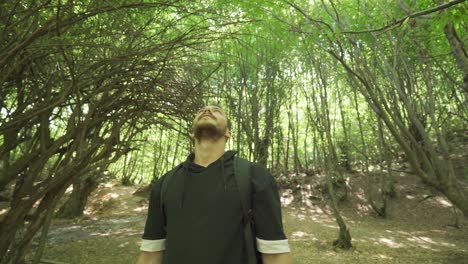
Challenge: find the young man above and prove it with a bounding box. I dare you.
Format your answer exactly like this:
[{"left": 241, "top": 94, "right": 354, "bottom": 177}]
[{"left": 136, "top": 105, "right": 292, "bottom": 264}]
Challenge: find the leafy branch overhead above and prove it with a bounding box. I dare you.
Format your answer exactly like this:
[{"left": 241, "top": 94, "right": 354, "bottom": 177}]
[{"left": 0, "top": 0, "right": 466, "bottom": 263}]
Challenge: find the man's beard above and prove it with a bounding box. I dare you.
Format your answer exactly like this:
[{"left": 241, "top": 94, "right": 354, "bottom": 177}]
[{"left": 193, "top": 122, "right": 226, "bottom": 141}]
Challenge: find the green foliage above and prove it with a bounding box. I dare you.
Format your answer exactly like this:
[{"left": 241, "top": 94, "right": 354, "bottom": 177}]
[
  {"left": 107, "top": 0, "right": 467, "bottom": 184},
  {"left": 1, "top": 1, "right": 467, "bottom": 261}
]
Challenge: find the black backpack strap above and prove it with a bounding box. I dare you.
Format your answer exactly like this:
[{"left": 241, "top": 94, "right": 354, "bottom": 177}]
[
  {"left": 235, "top": 157, "right": 257, "bottom": 264},
  {"left": 160, "top": 163, "right": 184, "bottom": 228}
]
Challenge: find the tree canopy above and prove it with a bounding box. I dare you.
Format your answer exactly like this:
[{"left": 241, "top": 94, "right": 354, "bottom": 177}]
[{"left": 0, "top": 0, "right": 466, "bottom": 263}]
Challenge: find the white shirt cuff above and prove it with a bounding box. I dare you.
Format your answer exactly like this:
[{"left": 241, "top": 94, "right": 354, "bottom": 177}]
[
  {"left": 140, "top": 239, "right": 166, "bottom": 252},
  {"left": 256, "top": 238, "right": 290, "bottom": 254}
]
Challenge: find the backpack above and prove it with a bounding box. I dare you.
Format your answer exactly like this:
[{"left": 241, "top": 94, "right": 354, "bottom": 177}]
[{"left": 159, "top": 156, "right": 260, "bottom": 264}]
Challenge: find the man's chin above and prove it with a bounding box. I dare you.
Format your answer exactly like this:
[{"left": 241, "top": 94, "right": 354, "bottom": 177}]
[{"left": 193, "top": 125, "right": 224, "bottom": 141}]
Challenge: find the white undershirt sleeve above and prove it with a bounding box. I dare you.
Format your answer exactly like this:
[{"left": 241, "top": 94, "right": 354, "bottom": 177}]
[
  {"left": 140, "top": 239, "right": 166, "bottom": 252},
  {"left": 256, "top": 238, "right": 290, "bottom": 254}
]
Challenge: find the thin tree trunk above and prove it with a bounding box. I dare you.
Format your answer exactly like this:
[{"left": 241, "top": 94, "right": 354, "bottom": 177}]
[
  {"left": 32, "top": 193, "right": 60, "bottom": 264},
  {"left": 284, "top": 118, "right": 291, "bottom": 175},
  {"left": 336, "top": 83, "right": 351, "bottom": 171},
  {"left": 443, "top": 20, "right": 468, "bottom": 94},
  {"left": 304, "top": 117, "right": 310, "bottom": 174},
  {"left": 306, "top": 54, "right": 352, "bottom": 248},
  {"left": 320, "top": 129, "right": 352, "bottom": 249}
]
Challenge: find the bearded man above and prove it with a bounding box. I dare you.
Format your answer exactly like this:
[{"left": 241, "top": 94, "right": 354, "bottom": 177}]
[{"left": 136, "top": 105, "right": 292, "bottom": 264}]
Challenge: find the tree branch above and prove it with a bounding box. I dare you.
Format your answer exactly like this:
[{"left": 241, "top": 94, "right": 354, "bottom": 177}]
[{"left": 342, "top": 0, "right": 466, "bottom": 34}]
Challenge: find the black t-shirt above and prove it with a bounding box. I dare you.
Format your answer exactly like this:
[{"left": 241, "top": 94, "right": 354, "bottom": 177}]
[{"left": 141, "top": 151, "right": 288, "bottom": 264}]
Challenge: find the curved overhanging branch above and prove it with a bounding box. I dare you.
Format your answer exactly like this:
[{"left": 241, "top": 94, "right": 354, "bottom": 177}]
[{"left": 342, "top": 0, "right": 465, "bottom": 34}]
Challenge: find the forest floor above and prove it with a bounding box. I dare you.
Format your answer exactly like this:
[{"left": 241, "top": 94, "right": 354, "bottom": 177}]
[{"left": 27, "top": 164, "right": 468, "bottom": 264}]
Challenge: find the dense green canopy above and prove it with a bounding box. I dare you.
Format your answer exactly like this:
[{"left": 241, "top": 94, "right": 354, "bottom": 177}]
[{"left": 0, "top": 0, "right": 466, "bottom": 263}]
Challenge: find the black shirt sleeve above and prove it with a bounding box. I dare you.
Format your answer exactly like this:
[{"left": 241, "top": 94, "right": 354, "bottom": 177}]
[
  {"left": 251, "top": 164, "right": 287, "bottom": 241},
  {"left": 142, "top": 175, "right": 167, "bottom": 240}
]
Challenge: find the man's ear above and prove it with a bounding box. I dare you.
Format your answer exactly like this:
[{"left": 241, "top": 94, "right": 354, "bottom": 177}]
[{"left": 224, "top": 129, "right": 232, "bottom": 139}]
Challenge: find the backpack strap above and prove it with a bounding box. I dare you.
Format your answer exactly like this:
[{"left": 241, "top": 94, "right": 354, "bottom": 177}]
[
  {"left": 160, "top": 163, "right": 184, "bottom": 228},
  {"left": 235, "top": 157, "right": 258, "bottom": 264}
]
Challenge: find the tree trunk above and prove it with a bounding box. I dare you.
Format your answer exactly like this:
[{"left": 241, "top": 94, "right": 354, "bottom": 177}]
[
  {"left": 284, "top": 120, "right": 291, "bottom": 175},
  {"left": 303, "top": 117, "right": 310, "bottom": 174},
  {"left": 378, "top": 119, "right": 396, "bottom": 200},
  {"left": 328, "top": 172, "right": 353, "bottom": 249},
  {"left": 443, "top": 20, "right": 468, "bottom": 94},
  {"left": 306, "top": 52, "right": 353, "bottom": 248},
  {"left": 288, "top": 108, "right": 299, "bottom": 174},
  {"left": 56, "top": 176, "right": 98, "bottom": 219},
  {"left": 336, "top": 77, "right": 351, "bottom": 171},
  {"left": 323, "top": 138, "right": 352, "bottom": 249}
]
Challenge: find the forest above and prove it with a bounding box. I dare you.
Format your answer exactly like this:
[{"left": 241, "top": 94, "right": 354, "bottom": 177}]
[{"left": 0, "top": 0, "right": 467, "bottom": 263}]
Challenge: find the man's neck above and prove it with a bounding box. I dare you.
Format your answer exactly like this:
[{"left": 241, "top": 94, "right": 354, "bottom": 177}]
[{"left": 193, "top": 138, "right": 226, "bottom": 167}]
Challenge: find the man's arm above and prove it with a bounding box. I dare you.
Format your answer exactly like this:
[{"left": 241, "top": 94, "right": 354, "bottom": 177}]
[
  {"left": 138, "top": 176, "right": 167, "bottom": 264},
  {"left": 135, "top": 251, "right": 164, "bottom": 264},
  {"left": 252, "top": 166, "right": 292, "bottom": 264},
  {"left": 262, "top": 252, "right": 293, "bottom": 264}
]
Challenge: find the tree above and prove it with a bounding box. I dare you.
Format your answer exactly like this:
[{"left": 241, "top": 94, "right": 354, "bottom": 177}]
[
  {"left": 285, "top": 0, "right": 468, "bottom": 217},
  {"left": 0, "top": 1, "right": 237, "bottom": 262}
]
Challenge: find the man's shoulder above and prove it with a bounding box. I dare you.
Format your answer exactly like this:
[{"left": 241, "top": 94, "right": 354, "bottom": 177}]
[
  {"left": 160, "top": 162, "right": 186, "bottom": 179},
  {"left": 150, "top": 163, "right": 185, "bottom": 190},
  {"left": 234, "top": 158, "right": 276, "bottom": 192},
  {"left": 235, "top": 157, "right": 265, "bottom": 170},
  {"left": 234, "top": 157, "right": 270, "bottom": 175},
  {"left": 166, "top": 163, "right": 185, "bottom": 176}
]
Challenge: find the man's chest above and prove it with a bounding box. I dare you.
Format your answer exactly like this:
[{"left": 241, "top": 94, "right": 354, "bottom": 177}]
[{"left": 163, "top": 171, "right": 242, "bottom": 220}]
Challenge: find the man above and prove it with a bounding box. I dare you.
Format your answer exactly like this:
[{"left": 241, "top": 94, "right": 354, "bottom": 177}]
[{"left": 136, "top": 105, "right": 292, "bottom": 264}]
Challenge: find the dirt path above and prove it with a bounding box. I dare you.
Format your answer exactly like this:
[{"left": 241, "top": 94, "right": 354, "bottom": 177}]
[{"left": 29, "top": 182, "right": 468, "bottom": 264}]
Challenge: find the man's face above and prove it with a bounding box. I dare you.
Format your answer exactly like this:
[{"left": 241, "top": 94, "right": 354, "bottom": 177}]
[{"left": 192, "top": 105, "right": 231, "bottom": 141}]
